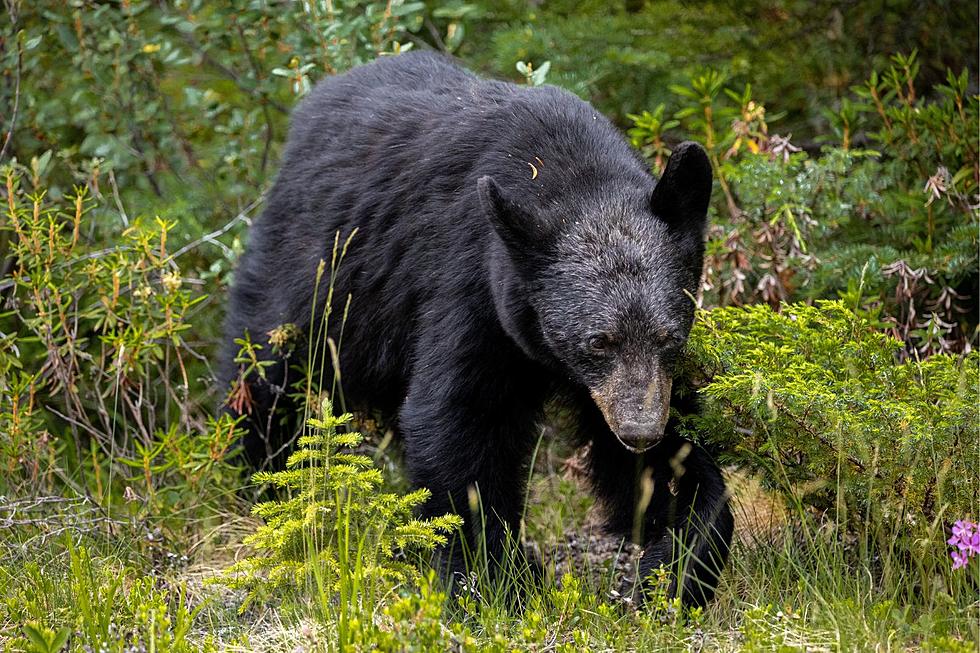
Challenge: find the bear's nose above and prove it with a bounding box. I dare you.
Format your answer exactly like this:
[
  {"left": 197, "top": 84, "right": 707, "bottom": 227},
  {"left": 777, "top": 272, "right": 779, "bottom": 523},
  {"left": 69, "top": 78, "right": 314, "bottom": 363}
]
[{"left": 615, "top": 420, "right": 666, "bottom": 452}]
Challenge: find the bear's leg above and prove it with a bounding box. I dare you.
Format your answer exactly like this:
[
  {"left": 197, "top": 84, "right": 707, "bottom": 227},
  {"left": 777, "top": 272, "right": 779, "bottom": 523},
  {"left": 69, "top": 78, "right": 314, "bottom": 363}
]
[
  {"left": 399, "top": 356, "right": 545, "bottom": 593},
  {"left": 588, "top": 432, "right": 733, "bottom": 607}
]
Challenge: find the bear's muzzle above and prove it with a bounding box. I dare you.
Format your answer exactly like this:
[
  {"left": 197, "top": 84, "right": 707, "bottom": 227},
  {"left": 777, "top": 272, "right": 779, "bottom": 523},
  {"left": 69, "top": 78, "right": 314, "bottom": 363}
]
[{"left": 590, "top": 362, "right": 672, "bottom": 453}]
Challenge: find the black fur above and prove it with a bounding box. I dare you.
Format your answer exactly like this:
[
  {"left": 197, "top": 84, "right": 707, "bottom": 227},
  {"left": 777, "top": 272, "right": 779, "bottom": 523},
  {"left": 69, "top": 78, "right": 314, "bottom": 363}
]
[{"left": 219, "top": 52, "right": 732, "bottom": 606}]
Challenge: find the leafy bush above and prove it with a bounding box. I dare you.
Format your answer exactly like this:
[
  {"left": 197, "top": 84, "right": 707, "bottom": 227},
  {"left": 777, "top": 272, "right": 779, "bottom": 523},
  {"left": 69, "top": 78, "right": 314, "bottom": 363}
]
[
  {"left": 628, "top": 53, "right": 978, "bottom": 357},
  {"left": 686, "top": 301, "right": 978, "bottom": 533},
  {"left": 0, "top": 164, "right": 239, "bottom": 534},
  {"left": 348, "top": 574, "right": 476, "bottom": 651},
  {"left": 5, "top": 1, "right": 424, "bottom": 200},
  {"left": 449, "top": 1, "right": 977, "bottom": 134}
]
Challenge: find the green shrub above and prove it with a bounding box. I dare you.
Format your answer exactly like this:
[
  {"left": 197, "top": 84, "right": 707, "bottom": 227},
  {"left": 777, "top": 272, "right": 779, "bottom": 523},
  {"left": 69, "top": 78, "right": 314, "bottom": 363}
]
[
  {"left": 628, "top": 55, "right": 978, "bottom": 357},
  {"left": 449, "top": 1, "right": 977, "bottom": 135},
  {"left": 0, "top": 165, "right": 239, "bottom": 534},
  {"left": 5, "top": 1, "right": 424, "bottom": 205},
  {"left": 347, "top": 573, "right": 476, "bottom": 651},
  {"left": 686, "top": 300, "right": 978, "bottom": 532}
]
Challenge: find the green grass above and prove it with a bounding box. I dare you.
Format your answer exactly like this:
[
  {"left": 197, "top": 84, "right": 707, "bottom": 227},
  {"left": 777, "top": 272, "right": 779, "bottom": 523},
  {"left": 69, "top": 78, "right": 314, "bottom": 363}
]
[{"left": 3, "top": 434, "right": 977, "bottom": 653}]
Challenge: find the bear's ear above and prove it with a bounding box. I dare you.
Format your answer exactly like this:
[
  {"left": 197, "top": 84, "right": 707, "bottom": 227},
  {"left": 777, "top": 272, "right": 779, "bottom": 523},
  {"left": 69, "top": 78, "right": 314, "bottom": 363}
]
[
  {"left": 478, "top": 175, "right": 551, "bottom": 254},
  {"left": 650, "top": 141, "right": 712, "bottom": 230}
]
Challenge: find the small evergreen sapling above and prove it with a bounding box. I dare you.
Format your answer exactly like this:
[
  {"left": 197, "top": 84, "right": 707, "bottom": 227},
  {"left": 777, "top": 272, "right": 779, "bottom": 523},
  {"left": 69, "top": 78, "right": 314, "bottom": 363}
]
[{"left": 222, "top": 400, "right": 462, "bottom": 614}]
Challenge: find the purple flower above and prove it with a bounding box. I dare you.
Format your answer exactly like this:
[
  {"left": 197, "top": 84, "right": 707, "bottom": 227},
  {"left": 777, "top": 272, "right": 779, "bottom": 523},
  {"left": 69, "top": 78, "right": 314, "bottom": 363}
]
[
  {"left": 969, "top": 532, "right": 980, "bottom": 556},
  {"left": 952, "top": 520, "right": 975, "bottom": 539},
  {"left": 951, "top": 550, "right": 968, "bottom": 570},
  {"left": 948, "top": 520, "right": 978, "bottom": 570}
]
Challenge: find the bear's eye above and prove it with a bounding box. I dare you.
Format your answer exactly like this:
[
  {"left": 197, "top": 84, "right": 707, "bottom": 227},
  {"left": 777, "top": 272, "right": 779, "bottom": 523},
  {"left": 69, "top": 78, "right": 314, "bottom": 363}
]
[{"left": 587, "top": 333, "right": 616, "bottom": 352}]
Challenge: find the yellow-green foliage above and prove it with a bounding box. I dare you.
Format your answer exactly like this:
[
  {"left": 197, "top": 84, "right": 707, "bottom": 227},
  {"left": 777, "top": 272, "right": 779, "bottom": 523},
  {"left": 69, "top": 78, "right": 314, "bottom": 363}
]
[
  {"left": 222, "top": 401, "right": 462, "bottom": 614},
  {"left": 4, "top": 545, "right": 205, "bottom": 653},
  {"left": 0, "top": 165, "right": 240, "bottom": 533},
  {"left": 687, "top": 301, "right": 979, "bottom": 529},
  {"left": 344, "top": 572, "right": 476, "bottom": 651}
]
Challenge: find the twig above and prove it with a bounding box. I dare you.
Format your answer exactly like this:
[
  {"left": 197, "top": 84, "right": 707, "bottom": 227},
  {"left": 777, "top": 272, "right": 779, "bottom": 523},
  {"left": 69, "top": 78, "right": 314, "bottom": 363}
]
[
  {"left": 0, "top": 495, "right": 128, "bottom": 547},
  {"left": 0, "top": 245, "right": 125, "bottom": 293},
  {"left": 0, "top": 194, "right": 263, "bottom": 292},
  {"left": 44, "top": 404, "right": 107, "bottom": 444},
  {"left": 423, "top": 16, "right": 448, "bottom": 52},
  {"left": 130, "top": 132, "right": 163, "bottom": 198},
  {"left": 170, "top": 195, "right": 263, "bottom": 259},
  {"left": 234, "top": 22, "right": 276, "bottom": 174},
  {"left": 108, "top": 169, "right": 130, "bottom": 226},
  {"left": 0, "top": 29, "right": 22, "bottom": 163},
  {"left": 176, "top": 31, "right": 288, "bottom": 115}
]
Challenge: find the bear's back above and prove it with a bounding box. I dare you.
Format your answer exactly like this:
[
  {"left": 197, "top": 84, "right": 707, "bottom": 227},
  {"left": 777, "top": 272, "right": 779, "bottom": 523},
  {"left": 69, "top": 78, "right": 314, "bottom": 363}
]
[
  {"left": 319, "top": 51, "right": 478, "bottom": 95},
  {"left": 280, "top": 52, "right": 626, "bottom": 178}
]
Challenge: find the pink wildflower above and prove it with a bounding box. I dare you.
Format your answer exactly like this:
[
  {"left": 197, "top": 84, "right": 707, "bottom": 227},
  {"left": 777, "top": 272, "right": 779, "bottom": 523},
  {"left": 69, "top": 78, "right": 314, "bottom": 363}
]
[{"left": 948, "top": 520, "right": 978, "bottom": 570}]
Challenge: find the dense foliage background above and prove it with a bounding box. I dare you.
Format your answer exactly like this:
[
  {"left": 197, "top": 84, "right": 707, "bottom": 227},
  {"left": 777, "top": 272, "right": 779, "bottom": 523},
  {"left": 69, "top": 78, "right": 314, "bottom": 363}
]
[{"left": 0, "top": 1, "right": 977, "bottom": 651}]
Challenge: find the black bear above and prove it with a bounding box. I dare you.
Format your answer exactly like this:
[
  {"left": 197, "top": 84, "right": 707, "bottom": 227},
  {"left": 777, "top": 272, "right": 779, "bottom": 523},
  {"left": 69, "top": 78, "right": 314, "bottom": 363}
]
[{"left": 220, "top": 51, "right": 733, "bottom": 606}]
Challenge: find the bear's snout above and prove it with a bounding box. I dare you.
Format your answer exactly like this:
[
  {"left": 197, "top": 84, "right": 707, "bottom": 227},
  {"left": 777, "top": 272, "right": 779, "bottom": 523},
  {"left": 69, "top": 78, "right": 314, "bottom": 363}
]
[{"left": 590, "top": 364, "right": 672, "bottom": 453}]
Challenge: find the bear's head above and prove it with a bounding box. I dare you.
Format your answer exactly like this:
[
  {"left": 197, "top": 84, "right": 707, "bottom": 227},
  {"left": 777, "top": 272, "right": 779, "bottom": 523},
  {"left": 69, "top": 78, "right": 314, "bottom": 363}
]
[{"left": 479, "top": 142, "right": 712, "bottom": 452}]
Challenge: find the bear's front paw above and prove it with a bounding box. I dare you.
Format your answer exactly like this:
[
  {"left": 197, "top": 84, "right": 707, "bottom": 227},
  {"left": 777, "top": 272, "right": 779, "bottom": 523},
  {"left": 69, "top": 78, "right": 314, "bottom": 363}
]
[
  {"left": 630, "top": 529, "right": 727, "bottom": 608},
  {"left": 616, "top": 538, "right": 678, "bottom": 607},
  {"left": 438, "top": 540, "right": 545, "bottom": 606}
]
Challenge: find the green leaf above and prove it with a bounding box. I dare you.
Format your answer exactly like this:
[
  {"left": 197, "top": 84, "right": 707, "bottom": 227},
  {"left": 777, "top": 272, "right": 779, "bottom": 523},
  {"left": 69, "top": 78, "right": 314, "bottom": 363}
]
[{"left": 22, "top": 624, "right": 49, "bottom": 653}]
